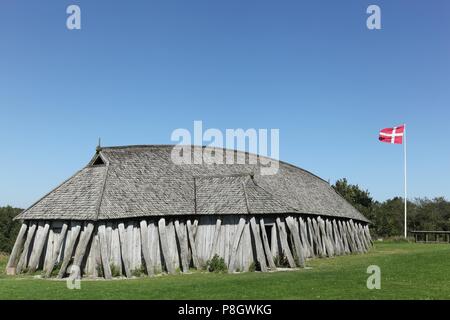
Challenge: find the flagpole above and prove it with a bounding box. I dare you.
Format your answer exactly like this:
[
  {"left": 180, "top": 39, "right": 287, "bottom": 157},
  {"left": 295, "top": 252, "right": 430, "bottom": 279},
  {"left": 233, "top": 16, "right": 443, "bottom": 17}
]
[{"left": 404, "top": 124, "right": 407, "bottom": 238}]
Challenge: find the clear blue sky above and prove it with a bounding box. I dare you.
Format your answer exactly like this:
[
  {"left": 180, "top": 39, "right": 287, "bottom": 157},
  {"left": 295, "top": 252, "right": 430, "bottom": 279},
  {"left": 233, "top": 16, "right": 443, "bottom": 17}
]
[{"left": 1, "top": 0, "right": 449, "bottom": 208}]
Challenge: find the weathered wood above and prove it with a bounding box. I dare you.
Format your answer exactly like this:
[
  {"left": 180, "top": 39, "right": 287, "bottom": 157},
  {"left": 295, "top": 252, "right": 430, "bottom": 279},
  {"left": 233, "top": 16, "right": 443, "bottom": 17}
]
[
  {"left": 72, "top": 223, "right": 95, "bottom": 273},
  {"left": 140, "top": 220, "right": 153, "bottom": 276},
  {"left": 228, "top": 217, "right": 246, "bottom": 273},
  {"left": 158, "top": 218, "right": 175, "bottom": 274},
  {"left": 259, "top": 218, "right": 276, "bottom": 269},
  {"left": 118, "top": 222, "right": 131, "bottom": 277},
  {"left": 58, "top": 222, "right": 82, "bottom": 278},
  {"left": 242, "top": 221, "right": 253, "bottom": 272},
  {"left": 166, "top": 220, "right": 180, "bottom": 272},
  {"left": 324, "top": 219, "right": 335, "bottom": 256},
  {"left": 339, "top": 220, "right": 350, "bottom": 253},
  {"left": 298, "top": 218, "right": 311, "bottom": 258},
  {"left": 43, "top": 228, "right": 55, "bottom": 272},
  {"left": 186, "top": 219, "right": 200, "bottom": 269},
  {"left": 111, "top": 226, "right": 122, "bottom": 274},
  {"left": 306, "top": 218, "right": 315, "bottom": 256},
  {"left": 148, "top": 221, "right": 162, "bottom": 273},
  {"left": 93, "top": 234, "right": 102, "bottom": 277},
  {"left": 174, "top": 220, "right": 190, "bottom": 273},
  {"left": 98, "top": 224, "right": 112, "bottom": 279},
  {"left": 45, "top": 222, "right": 68, "bottom": 277},
  {"left": 249, "top": 217, "right": 268, "bottom": 272},
  {"left": 332, "top": 219, "right": 343, "bottom": 255},
  {"left": 16, "top": 222, "right": 37, "bottom": 274},
  {"left": 285, "top": 216, "right": 305, "bottom": 267},
  {"left": 209, "top": 218, "right": 222, "bottom": 260},
  {"left": 311, "top": 218, "right": 324, "bottom": 257},
  {"left": 317, "top": 217, "right": 333, "bottom": 257},
  {"left": 28, "top": 222, "right": 50, "bottom": 273},
  {"left": 6, "top": 223, "right": 28, "bottom": 274},
  {"left": 275, "top": 218, "right": 296, "bottom": 268},
  {"left": 270, "top": 224, "right": 279, "bottom": 259}
]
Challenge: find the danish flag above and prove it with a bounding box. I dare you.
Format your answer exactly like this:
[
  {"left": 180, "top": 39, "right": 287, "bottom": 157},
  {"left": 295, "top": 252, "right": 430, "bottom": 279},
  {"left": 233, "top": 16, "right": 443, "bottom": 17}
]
[{"left": 379, "top": 124, "right": 405, "bottom": 144}]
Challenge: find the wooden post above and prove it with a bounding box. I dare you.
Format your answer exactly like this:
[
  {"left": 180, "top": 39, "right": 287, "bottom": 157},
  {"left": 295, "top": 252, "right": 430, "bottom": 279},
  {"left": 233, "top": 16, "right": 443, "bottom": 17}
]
[
  {"left": 28, "top": 222, "right": 50, "bottom": 273},
  {"left": 140, "top": 220, "right": 154, "bottom": 276},
  {"left": 228, "top": 217, "right": 246, "bottom": 273},
  {"left": 259, "top": 218, "right": 277, "bottom": 269},
  {"left": 6, "top": 223, "right": 28, "bottom": 274},
  {"left": 174, "top": 220, "right": 190, "bottom": 273},
  {"left": 45, "top": 222, "right": 68, "bottom": 277},
  {"left": 285, "top": 216, "right": 305, "bottom": 267},
  {"left": 311, "top": 218, "right": 324, "bottom": 257},
  {"left": 98, "top": 224, "right": 112, "bottom": 279},
  {"left": 118, "top": 222, "right": 131, "bottom": 277},
  {"left": 275, "top": 218, "right": 296, "bottom": 268},
  {"left": 298, "top": 218, "right": 311, "bottom": 258},
  {"left": 148, "top": 221, "right": 162, "bottom": 273},
  {"left": 16, "top": 222, "right": 37, "bottom": 274},
  {"left": 158, "top": 218, "right": 175, "bottom": 274},
  {"left": 249, "top": 217, "right": 268, "bottom": 272},
  {"left": 58, "top": 222, "right": 82, "bottom": 278},
  {"left": 72, "top": 223, "right": 95, "bottom": 273},
  {"left": 186, "top": 219, "right": 200, "bottom": 270},
  {"left": 209, "top": 218, "right": 222, "bottom": 260},
  {"left": 270, "top": 224, "right": 279, "bottom": 259}
]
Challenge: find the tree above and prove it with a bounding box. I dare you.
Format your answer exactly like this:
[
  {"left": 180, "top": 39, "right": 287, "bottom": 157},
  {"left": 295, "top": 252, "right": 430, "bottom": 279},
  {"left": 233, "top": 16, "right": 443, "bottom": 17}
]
[
  {"left": 332, "top": 178, "right": 374, "bottom": 220},
  {"left": 0, "top": 206, "right": 22, "bottom": 253}
]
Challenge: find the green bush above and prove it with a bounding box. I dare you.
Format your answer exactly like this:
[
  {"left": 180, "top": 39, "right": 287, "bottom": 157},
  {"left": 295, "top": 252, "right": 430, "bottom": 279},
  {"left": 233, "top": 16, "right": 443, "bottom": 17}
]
[
  {"left": 274, "top": 254, "right": 290, "bottom": 268},
  {"left": 131, "top": 266, "right": 146, "bottom": 277},
  {"left": 206, "top": 254, "right": 227, "bottom": 273},
  {"left": 110, "top": 264, "right": 121, "bottom": 277}
]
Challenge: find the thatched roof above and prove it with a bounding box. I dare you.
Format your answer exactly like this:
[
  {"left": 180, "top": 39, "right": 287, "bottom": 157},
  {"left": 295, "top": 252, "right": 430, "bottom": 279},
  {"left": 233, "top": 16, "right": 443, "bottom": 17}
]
[{"left": 16, "top": 145, "right": 369, "bottom": 222}]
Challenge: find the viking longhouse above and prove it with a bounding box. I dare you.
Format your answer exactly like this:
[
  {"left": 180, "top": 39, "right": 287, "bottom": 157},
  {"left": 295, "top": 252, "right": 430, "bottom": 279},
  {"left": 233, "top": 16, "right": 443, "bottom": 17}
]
[{"left": 6, "top": 145, "right": 372, "bottom": 278}]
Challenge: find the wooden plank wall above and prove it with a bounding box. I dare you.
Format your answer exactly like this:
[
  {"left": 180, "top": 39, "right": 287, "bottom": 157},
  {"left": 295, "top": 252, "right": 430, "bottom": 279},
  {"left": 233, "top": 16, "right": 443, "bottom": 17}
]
[{"left": 8, "top": 216, "right": 372, "bottom": 278}]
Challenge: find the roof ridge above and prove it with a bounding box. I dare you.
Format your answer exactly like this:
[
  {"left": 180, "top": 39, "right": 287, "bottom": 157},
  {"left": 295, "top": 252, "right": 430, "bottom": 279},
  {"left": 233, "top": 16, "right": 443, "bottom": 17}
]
[{"left": 98, "top": 144, "right": 330, "bottom": 184}]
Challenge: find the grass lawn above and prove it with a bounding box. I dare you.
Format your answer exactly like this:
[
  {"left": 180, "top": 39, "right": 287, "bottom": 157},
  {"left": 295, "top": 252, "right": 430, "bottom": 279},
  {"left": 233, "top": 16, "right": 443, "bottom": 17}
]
[{"left": 0, "top": 241, "right": 449, "bottom": 300}]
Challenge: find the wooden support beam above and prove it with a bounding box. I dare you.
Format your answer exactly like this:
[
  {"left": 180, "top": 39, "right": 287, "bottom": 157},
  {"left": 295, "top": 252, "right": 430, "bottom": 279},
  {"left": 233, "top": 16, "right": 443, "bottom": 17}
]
[
  {"left": 98, "top": 224, "right": 112, "bottom": 279},
  {"left": 259, "top": 218, "right": 276, "bottom": 269},
  {"left": 285, "top": 216, "right": 305, "bottom": 267},
  {"left": 6, "top": 223, "right": 28, "bottom": 274},
  {"left": 324, "top": 219, "right": 335, "bottom": 256},
  {"left": 275, "top": 218, "right": 296, "bottom": 268},
  {"left": 158, "top": 218, "right": 175, "bottom": 274},
  {"left": 174, "top": 220, "right": 190, "bottom": 273},
  {"left": 249, "top": 217, "right": 268, "bottom": 272},
  {"left": 72, "top": 223, "right": 95, "bottom": 273},
  {"left": 16, "top": 222, "right": 37, "bottom": 274},
  {"left": 311, "top": 218, "right": 324, "bottom": 257},
  {"left": 28, "top": 222, "right": 50, "bottom": 273},
  {"left": 58, "top": 222, "right": 82, "bottom": 278},
  {"left": 140, "top": 220, "right": 153, "bottom": 276},
  {"left": 228, "top": 217, "right": 246, "bottom": 273},
  {"left": 270, "top": 224, "right": 279, "bottom": 259},
  {"left": 306, "top": 218, "right": 317, "bottom": 257},
  {"left": 298, "top": 219, "right": 309, "bottom": 258},
  {"left": 148, "top": 221, "right": 161, "bottom": 273},
  {"left": 45, "top": 222, "right": 68, "bottom": 277},
  {"left": 186, "top": 219, "right": 200, "bottom": 270},
  {"left": 209, "top": 218, "right": 222, "bottom": 260},
  {"left": 118, "top": 222, "right": 131, "bottom": 277}
]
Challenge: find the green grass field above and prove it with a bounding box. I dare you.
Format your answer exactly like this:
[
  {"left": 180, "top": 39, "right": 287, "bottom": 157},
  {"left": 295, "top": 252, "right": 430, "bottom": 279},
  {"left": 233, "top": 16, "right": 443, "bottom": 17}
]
[{"left": 1, "top": 242, "right": 449, "bottom": 300}]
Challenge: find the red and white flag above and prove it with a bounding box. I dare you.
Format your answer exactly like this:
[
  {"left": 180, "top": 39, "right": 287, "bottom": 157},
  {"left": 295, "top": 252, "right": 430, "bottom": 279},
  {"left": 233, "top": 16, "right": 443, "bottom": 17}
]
[{"left": 379, "top": 124, "right": 405, "bottom": 144}]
